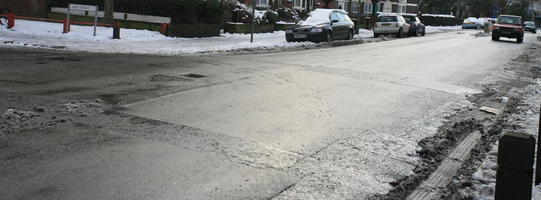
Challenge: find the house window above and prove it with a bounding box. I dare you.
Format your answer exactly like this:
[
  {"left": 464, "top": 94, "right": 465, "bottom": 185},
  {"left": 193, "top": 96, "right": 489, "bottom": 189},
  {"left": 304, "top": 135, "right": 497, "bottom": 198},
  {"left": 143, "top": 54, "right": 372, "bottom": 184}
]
[
  {"left": 336, "top": 0, "right": 350, "bottom": 10},
  {"left": 363, "top": 2, "right": 372, "bottom": 14},
  {"left": 257, "top": 0, "right": 268, "bottom": 7},
  {"left": 294, "top": 0, "right": 303, "bottom": 9},
  {"left": 352, "top": 1, "right": 361, "bottom": 13},
  {"left": 379, "top": 2, "right": 384, "bottom": 12},
  {"left": 398, "top": 5, "right": 406, "bottom": 13}
]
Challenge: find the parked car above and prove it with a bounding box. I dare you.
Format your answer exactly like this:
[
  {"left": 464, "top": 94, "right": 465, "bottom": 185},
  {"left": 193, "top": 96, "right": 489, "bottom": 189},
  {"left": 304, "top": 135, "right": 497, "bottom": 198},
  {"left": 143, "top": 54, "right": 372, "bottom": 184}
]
[
  {"left": 492, "top": 15, "right": 524, "bottom": 43},
  {"left": 373, "top": 14, "right": 411, "bottom": 38},
  {"left": 462, "top": 17, "right": 482, "bottom": 29},
  {"left": 402, "top": 15, "right": 426, "bottom": 36},
  {"left": 524, "top": 21, "right": 537, "bottom": 33},
  {"left": 285, "top": 9, "right": 355, "bottom": 43}
]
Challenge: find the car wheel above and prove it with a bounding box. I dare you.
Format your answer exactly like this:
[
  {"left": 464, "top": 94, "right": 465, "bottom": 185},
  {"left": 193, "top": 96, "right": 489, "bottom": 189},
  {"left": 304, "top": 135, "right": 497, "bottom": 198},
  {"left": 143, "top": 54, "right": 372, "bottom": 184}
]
[
  {"left": 326, "top": 31, "right": 332, "bottom": 42},
  {"left": 492, "top": 34, "right": 499, "bottom": 41},
  {"left": 286, "top": 37, "right": 292, "bottom": 42},
  {"left": 421, "top": 28, "right": 425, "bottom": 36},
  {"left": 373, "top": 33, "right": 379, "bottom": 38},
  {"left": 397, "top": 28, "right": 403, "bottom": 38},
  {"left": 347, "top": 30, "right": 353, "bottom": 40},
  {"left": 517, "top": 37, "right": 523, "bottom": 43}
]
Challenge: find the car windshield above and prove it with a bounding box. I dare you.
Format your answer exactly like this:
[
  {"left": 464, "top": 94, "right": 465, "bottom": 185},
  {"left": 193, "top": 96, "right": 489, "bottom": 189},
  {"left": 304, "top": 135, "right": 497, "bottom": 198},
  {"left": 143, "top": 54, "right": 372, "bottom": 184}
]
[
  {"left": 525, "top": 22, "right": 534, "bottom": 26},
  {"left": 403, "top": 16, "right": 415, "bottom": 22},
  {"left": 497, "top": 16, "right": 521, "bottom": 25},
  {"left": 298, "top": 10, "right": 332, "bottom": 26},
  {"left": 379, "top": 16, "right": 397, "bottom": 22}
]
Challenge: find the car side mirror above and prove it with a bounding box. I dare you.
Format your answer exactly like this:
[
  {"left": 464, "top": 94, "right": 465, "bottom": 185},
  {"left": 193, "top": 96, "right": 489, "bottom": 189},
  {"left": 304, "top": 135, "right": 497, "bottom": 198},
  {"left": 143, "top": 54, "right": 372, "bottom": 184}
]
[{"left": 332, "top": 19, "right": 339, "bottom": 24}]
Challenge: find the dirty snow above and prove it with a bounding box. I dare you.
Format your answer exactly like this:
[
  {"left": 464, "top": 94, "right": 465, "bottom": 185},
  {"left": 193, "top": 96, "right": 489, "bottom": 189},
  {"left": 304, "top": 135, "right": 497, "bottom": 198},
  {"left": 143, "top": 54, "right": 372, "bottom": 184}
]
[
  {"left": 425, "top": 26, "right": 461, "bottom": 34},
  {"left": 468, "top": 80, "right": 541, "bottom": 200},
  {"left": 0, "top": 19, "right": 461, "bottom": 55},
  {"left": 0, "top": 19, "right": 311, "bottom": 55}
]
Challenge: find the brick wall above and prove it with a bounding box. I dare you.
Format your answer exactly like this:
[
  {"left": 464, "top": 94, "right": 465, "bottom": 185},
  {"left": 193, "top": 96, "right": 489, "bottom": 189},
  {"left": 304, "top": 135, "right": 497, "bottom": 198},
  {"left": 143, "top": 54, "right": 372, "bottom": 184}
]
[{"left": 0, "top": 0, "right": 47, "bottom": 18}]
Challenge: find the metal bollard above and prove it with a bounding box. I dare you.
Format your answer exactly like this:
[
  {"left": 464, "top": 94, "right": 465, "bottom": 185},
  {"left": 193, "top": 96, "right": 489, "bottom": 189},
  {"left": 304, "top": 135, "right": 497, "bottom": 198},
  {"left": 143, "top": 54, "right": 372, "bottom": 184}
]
[
  {"left": 160, "top": 23, "right": 168, "bottom": 36},
  {"left": 7, "top": 13, "right": 14, "bottom": 29},
  {"left": 495, "top": 131, "right": 536, "bottom": 200},
  {"left": 63, "top": 18, "right": 71, "bottom": 33},
  {"left": 113, "top": 21, "right": 120, "bottom": 39}
]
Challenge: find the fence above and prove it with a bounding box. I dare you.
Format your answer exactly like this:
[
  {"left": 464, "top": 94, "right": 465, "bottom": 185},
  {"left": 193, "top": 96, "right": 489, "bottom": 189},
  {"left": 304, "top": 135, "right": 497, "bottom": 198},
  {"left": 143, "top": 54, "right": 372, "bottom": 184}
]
[{"left": 51, "top": 7, "right": 171, "bottom": 24}]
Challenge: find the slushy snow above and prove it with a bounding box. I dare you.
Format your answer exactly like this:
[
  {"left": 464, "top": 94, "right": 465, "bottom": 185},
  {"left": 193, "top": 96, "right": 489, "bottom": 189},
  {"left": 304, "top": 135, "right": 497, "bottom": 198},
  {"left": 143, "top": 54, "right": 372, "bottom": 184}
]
[{"left": 0, "top": 19, "right": 460, "bottom": 55}]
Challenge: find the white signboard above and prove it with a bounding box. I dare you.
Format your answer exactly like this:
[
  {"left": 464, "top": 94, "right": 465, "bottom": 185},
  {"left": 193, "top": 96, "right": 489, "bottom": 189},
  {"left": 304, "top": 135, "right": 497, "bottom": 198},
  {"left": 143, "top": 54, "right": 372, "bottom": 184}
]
[
  {"left": 66, "top": 3, "right": 99, "bottom": 36},
  {"left": 69, "top": 4, "right": 97, "bottom": 12}
]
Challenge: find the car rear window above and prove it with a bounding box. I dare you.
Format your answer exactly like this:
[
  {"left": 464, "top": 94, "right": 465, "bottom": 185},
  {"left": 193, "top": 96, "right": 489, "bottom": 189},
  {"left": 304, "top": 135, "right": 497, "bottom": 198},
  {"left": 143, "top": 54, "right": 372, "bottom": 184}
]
[
  {"left": 497, "top": 16, "right": 521, "bottom": 25},
  {"left": 403, "top": 16, "right": 414, "bottom": 22},
  {"left": 378, "top": 16, "right": 397, "bottom": 22}
]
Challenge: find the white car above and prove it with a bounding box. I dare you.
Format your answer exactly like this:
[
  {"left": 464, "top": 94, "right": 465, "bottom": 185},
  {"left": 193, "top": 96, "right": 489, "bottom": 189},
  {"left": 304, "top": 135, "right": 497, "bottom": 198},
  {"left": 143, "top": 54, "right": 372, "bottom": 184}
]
[{"left": 374, "top": 14, "right": 411, "bottom": 38}]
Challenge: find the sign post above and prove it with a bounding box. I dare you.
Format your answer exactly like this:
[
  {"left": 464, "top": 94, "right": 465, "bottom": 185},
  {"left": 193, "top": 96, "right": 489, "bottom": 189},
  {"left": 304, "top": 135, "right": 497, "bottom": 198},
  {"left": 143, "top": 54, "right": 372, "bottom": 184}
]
[
  {"left": 250, "top": 0, "right": 255, "bottom": 43},
  {"left": 67, "top": 3, "right": 99, "bottom": 36}
]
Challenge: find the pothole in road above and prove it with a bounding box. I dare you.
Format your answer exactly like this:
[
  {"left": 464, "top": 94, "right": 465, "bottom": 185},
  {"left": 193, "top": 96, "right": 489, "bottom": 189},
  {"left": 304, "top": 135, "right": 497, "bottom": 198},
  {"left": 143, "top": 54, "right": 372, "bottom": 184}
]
[
  {"left": 99, "top": 94, "right": 124, "bottom": 105},
  {"left": 530, "top": 67, "right": 541, "bottom": 78},
  {"left": 184, "top": 73, "right": 206, "bottom": 78},
  {"left": 150, "top": 74, "right": 193, "bottom": 82}
]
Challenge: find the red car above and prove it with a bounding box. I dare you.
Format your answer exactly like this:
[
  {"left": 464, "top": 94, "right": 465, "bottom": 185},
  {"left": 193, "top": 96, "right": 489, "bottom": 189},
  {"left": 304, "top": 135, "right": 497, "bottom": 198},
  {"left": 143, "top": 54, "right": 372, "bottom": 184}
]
[{"left": 492, "top": 15, "right": 524, "bottom": 43}]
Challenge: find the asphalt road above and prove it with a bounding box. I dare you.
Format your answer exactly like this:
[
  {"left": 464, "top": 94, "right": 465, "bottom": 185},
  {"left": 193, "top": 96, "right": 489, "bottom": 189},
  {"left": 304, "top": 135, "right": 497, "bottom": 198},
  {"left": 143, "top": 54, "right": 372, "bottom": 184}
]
[{"left": 0, "top": 30, "right": 538, "bottom": 200}]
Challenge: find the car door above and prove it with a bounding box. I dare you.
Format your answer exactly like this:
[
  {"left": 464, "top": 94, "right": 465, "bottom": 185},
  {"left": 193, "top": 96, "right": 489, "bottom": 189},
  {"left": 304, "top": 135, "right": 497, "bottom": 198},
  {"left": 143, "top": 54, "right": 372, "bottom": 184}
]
[
  {"left": 336, "top": 13, "right": 347, "bottom": 39},
  {"left": 416, "top": 17, "right": 424, "bottom": 34},
  {"left": 399, "top": 16, "right": 410, "bottom": 33},
  {"left": 330, "top": 13, "right": 341, "bottom": 39}
]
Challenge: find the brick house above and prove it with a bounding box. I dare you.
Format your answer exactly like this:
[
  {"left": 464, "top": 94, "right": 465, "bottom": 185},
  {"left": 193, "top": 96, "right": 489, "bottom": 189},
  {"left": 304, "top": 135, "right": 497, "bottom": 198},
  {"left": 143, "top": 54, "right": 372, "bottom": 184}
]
[
  {"left": 239, "top": 0, "right": 418, "bottom": 15},
  {"left": 0, "top": 0, "right": 47, "bottom": 18}
]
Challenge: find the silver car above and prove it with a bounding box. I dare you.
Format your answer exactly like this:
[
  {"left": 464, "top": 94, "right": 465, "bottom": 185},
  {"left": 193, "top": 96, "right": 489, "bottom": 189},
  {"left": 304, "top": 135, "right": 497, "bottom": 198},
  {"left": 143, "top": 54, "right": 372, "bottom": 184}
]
[
  {"left": 374, "top": 14, "right": 411, "bottom": 38},
  {"left": 524, "top": 21, "right": 537, "bottom": 33}
]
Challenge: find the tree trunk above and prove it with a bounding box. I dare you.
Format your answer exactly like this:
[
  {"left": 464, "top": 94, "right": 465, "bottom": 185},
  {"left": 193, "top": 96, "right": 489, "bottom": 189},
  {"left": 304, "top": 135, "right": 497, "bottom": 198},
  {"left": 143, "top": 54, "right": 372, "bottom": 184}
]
[{"left": 104, "top": 0, "right": 114, "bottom": 24}]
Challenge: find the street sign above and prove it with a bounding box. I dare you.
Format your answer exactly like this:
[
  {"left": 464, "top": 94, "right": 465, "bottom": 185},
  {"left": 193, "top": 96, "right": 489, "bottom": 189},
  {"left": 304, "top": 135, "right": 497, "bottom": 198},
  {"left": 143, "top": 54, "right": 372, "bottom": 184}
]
[
  {"left": 69, "top": 4, "right": 97, "bottom": 12},
  {"left": 66, "top": 3, "right": 99, "bottom": 36}
]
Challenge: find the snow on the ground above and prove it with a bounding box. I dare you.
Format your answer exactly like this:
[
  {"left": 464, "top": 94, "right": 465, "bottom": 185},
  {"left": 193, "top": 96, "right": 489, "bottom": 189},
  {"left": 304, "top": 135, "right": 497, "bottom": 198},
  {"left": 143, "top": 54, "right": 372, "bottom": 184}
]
[
  {"left": 467, "top": 79, "right": 541, "bottom": 200},
  {"left": 356, "top": 28, "right": 374, "bottom": 39},
  {"left": 425, "top": 25, "right": 461, "bottom": 34},
  {"left": 0, "top": 19, "right": 460, "bottom": 55},
  {"left": 0, "top": 19, "right": 311, "bottom": 55}
]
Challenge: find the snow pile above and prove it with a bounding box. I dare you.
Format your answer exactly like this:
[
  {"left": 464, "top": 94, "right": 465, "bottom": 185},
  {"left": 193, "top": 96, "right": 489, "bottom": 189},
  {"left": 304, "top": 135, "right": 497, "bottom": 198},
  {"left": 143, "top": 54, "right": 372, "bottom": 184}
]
[
  {"left": 425, "top": 25, "right": 461, "bottom": 34},
  {"left": 422, "top": 14, "right": 456, "bottom": 18},
  {"left": 0, "top": 19, "right": 312, "bottom": 55},
  {"left": 467, "top": 82, "right": 541, "bottom": 199},
  {"left": 0, "top": 19, "right": 462, "bottom": 55},
  {"left": 356, "top": 29, "right": 374, "bottom": 38},
  {"left": 2, "top": 19, "right": 169, "bottom": 42}
]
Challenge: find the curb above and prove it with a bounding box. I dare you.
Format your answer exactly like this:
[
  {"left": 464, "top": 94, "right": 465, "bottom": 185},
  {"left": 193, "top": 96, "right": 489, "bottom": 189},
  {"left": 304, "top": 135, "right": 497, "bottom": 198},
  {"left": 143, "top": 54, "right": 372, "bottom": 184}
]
[{"left": 408, "top": 131, "right": 482, "bottom": 200}]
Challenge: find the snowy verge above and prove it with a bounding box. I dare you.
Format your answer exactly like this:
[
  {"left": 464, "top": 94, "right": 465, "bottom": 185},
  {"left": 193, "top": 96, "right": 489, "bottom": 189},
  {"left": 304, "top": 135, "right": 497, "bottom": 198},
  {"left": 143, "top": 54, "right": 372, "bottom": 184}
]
[
  {"left": 0, "top": 19, "right": 460, "bottom": 55},
  {"left": 425, "top": 26, "right": 462, "bottom": 34}
]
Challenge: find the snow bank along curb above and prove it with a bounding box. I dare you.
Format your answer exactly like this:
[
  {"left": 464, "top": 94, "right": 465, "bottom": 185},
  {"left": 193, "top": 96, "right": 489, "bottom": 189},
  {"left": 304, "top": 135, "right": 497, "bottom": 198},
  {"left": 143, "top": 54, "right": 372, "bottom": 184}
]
[
  {"left": 377, "top": 42, "right": 541, "bottom": 199},
  {"left": 438, "top": 44, "right": 541, "bottom": 199},
  {"left": 408, "top": 131, "right": 482, "bottom": 200},
  {"left": 0, "top": 19, "right": 461, "bottom": 55}
]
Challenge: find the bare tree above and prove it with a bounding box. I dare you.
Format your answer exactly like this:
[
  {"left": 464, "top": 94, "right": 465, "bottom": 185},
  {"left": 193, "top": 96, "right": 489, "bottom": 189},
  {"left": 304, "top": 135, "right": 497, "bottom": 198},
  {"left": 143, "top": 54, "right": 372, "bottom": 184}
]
[
  {"left": 104, "top": 0, "right": 114, "bottom": 24},
  {"left": 371, "top": 0, "right": 380, "bottom": 16}
]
